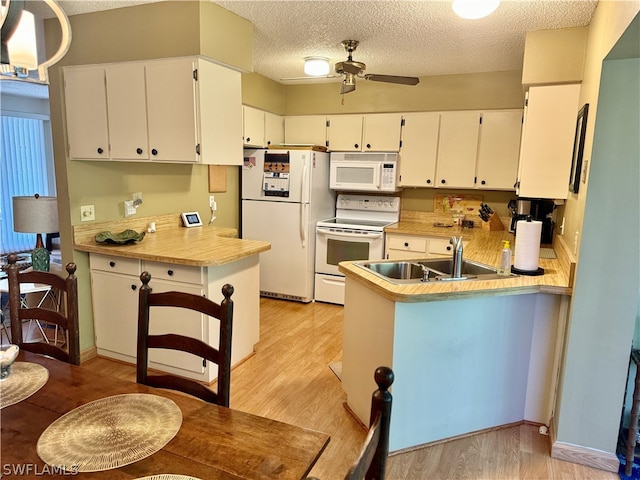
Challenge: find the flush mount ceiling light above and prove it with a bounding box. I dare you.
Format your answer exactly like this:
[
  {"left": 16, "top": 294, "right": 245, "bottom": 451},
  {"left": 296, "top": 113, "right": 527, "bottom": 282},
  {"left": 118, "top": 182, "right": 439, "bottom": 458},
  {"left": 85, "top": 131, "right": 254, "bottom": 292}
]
[
  {"left": 452, "top": 0, "right": 500, "bottom": 19},
  {"left": 0, "top": 0, "right": 72, "bottom": 83},
  {"left": 304, "top": 56, "right": 330, "bottom": 76}
]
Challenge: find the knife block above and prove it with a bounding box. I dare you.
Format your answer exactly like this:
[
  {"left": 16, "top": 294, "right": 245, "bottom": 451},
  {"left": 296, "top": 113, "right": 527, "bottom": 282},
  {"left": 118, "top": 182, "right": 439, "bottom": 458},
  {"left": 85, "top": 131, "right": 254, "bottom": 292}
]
[{"left": 481, "top": 214, "right": 505, "bottom": 231}]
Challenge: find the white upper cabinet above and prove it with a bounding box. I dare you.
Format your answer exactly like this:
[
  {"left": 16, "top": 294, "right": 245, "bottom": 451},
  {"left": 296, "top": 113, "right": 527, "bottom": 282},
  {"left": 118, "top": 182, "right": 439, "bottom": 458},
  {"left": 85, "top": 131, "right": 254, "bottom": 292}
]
[
  {"left": 362, "top": 114, "right": 403, "bottom": 151},
  {"left": 398, "top": 112, "right": 440, "bottom": 187},
  {"left": 517, "top": 84, "right": 581, "bottom": 199},
  {"left": 475, "top": 110, "right": 523, "bottom": 190},
  {"left": 284, "top": 115, "right": 327, "bottom": 146},
  {"left": 265, "top": 111, "right": 284, "bottom": 146},
  {"left": 64, "top": 66, "right": 110, "bottom": 160},
  {"left": 243, "top": 105, "right": 266, "bottom": 147},
  {"left": 435, "top": 111, "right": 481, "bottom": 188},
  {"left": 326, "top": 113, "right": 402, "bottom": 152},
  {"left": 105, "top": 63, "right": 150, "bottom": 161},
  {"left": 326, "top": 114, "right": 363, "bottom": 151},
  {"left": 64, "top": 57, "right": 242, "bottom": 165}
]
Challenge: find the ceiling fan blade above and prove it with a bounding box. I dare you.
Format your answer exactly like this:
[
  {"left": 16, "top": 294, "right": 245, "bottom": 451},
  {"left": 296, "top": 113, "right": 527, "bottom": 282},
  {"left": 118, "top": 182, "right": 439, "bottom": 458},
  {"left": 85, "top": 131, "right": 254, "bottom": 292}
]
[
  {"left": 364, "top": 74, "right": 420, "bottom": 86},
  {"left": 341, "top": 62, "right": 362, "bottom": 75}
]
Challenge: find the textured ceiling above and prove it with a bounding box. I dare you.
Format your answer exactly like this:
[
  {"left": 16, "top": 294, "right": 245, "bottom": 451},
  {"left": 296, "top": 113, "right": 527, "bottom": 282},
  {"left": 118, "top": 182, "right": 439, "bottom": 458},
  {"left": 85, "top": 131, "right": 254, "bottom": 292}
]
[
  {"left": 215, "top": 0, "right": 598, "bottom": 83},
  {"left": 6, "top": 0, "right": 598, "bottom": 91}
]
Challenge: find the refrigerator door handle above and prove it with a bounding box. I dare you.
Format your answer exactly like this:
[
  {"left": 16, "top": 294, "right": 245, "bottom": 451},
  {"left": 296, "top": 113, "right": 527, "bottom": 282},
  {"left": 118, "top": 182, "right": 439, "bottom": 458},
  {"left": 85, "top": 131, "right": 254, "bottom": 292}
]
[
  {"left": 300, "top": 203, "right": 308, "bottom": 247},
  {"left": 301, "top": 160, "right": 309, "bottom": 203}
]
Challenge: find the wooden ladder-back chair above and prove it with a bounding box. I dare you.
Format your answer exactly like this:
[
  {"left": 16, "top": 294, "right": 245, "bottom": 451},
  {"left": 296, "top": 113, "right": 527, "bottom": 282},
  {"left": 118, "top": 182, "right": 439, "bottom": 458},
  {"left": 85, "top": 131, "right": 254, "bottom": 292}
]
[
  {"left": 307, "top": 366, "right": 394, "bottom": 480},
  {"left": 137, "top": 271, "right": 234, "bottom": 406},
  {"left": 7, "top": 253, "right": 80, "bottom": 365}
]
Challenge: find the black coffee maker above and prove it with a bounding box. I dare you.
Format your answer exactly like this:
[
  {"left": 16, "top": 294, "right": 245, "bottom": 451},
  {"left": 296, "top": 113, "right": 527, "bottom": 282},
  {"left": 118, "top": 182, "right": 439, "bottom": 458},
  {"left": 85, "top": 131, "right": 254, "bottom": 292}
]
[{"left": 508, "top": 198, "right": 555, "bottom": 244}]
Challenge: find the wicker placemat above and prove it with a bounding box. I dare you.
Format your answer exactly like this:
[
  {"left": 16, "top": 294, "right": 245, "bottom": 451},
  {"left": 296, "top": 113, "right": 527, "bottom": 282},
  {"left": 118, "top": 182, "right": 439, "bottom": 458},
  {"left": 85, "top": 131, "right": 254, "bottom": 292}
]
[
  {"left": 37, "top": 394, "right": 182, "bottom": 473},
  {"left": 0, "top": 362, "right": 49, "bottom": 409},
  {"left": 136, "top": 476, "right": 201, "bottom": 480}
]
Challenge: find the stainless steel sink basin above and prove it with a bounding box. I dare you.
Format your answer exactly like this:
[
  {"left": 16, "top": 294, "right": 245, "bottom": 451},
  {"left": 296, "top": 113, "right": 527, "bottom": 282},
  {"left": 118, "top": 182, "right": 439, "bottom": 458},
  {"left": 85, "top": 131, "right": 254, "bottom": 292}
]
[{"left": 356, "top": 258, "right": 518, "bottom": 284}]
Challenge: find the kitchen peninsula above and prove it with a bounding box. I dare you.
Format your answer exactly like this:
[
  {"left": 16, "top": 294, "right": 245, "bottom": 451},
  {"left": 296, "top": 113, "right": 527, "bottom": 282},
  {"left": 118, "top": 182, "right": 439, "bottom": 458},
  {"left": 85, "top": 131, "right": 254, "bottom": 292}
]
[
  {"left": 339, "top": 212, "right": 575, "bottom": 453},
  {"left": 74, "top": 214, "right": 270, "bottom": 384}
]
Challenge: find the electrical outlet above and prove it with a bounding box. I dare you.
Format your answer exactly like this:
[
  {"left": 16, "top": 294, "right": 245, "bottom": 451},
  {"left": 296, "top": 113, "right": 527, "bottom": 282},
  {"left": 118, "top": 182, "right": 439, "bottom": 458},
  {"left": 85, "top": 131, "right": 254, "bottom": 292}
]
[
  {"left": 80, "top": 205, "right": 95, "bottom": 222},
  {"left": 124, "top": 200, "right": 136, "bottom": 217},
  {"left": 209, "top": 195, "right": 215, "bottom": 208}
]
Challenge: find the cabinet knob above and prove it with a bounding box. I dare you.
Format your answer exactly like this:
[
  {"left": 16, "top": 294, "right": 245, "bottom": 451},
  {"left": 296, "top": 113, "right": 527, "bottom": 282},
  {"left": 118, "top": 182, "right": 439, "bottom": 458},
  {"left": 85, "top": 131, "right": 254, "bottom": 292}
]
[
  {"left": 136, "top": 147, "right": 143, "bottom": 155},
  {"left": 109, "top": 261, "right": 116, "bottom": 268},
  {"left": 481, "top": 180, "right": 486, "bottom": 185},
  {"left": 426, "top": 179, "right": 431, "bottom": 184},
  {"left": 441, "top": 179, "right": 446, "bottom": 184},
  {"left": 151, "top": 148, "right": 158, "bottom": 156},
  {"left": 404, "top": 242, "right": 409, "bottom": 247},
  {"left": 167, "top": 270, "right": 174, "bottom": 276},
  {"left": 366, "top": 144, "right": 371, "bottom": 149},
  {"left": 447, "top": 246, "right": 452, "bottom": 251},
  {"left": 354, "top": 144, "right": 359, "bottom": 149},
  {"left": 97, "top": 147, "right": 104, "bottom": 154},
  {"left": 246, "top": 137, "right": 250, "bottom": 143},
  {"left": 267, "top": 141, "right": 271, "bottom": 145},
  {"left": 131, "top": 285, "right": 137, "bottom": 291}
]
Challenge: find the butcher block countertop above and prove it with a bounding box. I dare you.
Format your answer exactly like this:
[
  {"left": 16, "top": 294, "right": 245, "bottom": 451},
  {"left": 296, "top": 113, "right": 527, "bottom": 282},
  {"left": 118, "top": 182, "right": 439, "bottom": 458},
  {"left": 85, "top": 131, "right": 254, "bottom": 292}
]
[
  {"left": 74, "top": 214, "right": 271, "bottom": 267},
  {"left": 338, "top": 211, "right": 576, "bottom": 303}
]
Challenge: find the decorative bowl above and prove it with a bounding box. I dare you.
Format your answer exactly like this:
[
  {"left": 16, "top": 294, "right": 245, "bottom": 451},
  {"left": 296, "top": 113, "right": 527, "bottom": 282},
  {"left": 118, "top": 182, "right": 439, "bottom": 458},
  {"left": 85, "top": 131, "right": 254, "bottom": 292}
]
[{"left": 0, "top": 344, "right": 19, "bottom": 380}]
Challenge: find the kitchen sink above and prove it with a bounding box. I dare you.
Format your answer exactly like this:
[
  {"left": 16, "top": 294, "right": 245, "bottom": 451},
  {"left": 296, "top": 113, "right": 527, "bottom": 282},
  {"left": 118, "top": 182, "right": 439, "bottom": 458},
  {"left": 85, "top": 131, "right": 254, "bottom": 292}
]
[{"left": 356, "top": 258, "right": 518, "bottom": 284}]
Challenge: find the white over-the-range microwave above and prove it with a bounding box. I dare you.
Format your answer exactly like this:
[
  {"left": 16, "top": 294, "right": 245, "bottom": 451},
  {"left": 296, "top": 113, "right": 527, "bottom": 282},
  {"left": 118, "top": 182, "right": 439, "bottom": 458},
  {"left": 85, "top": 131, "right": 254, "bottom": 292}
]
[{"left": 329, "top": 152, "right": 399, "bottom": 192}]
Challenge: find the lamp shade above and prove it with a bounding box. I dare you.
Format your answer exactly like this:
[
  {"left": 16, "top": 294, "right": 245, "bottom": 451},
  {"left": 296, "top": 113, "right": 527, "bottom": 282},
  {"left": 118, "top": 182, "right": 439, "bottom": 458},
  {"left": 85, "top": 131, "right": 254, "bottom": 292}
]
[
  {"left": 13, "top": 195, "right": 59, "bottom": 234},
  {"left": 8, "top": 9, "right": 38, "bottom": 70}
]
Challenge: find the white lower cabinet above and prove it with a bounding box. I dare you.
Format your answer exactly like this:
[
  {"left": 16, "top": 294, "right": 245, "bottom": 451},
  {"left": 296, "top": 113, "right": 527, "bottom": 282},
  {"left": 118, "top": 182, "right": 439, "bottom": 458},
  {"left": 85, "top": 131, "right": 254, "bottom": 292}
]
[
  {"left": 385, "top": 233, "right": 459, "bottom": 260},
  {"left": 89, "top": 253, "right": 260, "bottom": 383}
]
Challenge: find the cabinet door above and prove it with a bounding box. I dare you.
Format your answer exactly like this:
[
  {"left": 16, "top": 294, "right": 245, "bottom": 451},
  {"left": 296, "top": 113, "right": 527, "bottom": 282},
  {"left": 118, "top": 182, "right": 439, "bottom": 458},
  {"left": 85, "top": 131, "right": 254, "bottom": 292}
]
[
  {"left": 105, "top": 63, "right": 150, "bottom": 161},
  {"left": 436, "top": 112, "right": 480, "bottom": 188},
  {"left": 146, "top": 278, "right": 206, "bottom": 375},
  {"left": 63, "top": 66, "right": 109, "bottom": 160},
  {"left": 198, "top": 58, "right": 243, "bottom": 165},
  {"left": 363, "top": 113, "right": 402, "bottom": 151},
  {"left": 265, "top": 112, "right": 284, "bottom": 147},
  {"left": 327, "top": 115, "right": 363, "bottom": 151},
  {"left": 398, "top": 113, "right": 440, "bottom": 187},
  {"left": 385, "top": 234, "right": 428, "bottom": 260},
  {"left": 517, "top": 84, "right": 580, "bottom": 199},
  {"left": 146, "top": 58, "right": 198, "bottom": 163},
  {"left": 243, "top": 106, "right": 265, "bottom": 147},
  {"left": 475, "top": 110, "right": 522, "bottom": 190},
  {"left": 284, "top": 115, "right": 327, "bottom": 146},
  {"left": 91, "top": 271, "right": 139, "bottom": 359}
]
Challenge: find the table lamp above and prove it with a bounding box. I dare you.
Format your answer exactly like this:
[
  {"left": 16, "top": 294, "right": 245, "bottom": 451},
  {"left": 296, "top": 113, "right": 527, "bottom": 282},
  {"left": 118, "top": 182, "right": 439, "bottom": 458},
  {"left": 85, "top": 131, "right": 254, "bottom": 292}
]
[{"left": 12, "top": 194, "right": 59, "bottom": 272}]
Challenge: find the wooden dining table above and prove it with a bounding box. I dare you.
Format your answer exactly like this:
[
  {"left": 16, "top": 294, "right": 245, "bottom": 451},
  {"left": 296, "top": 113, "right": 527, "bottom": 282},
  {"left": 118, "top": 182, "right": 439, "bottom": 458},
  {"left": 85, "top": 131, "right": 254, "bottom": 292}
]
[{"left": 1, "top": 352, "right": 330, "bottom": 479}]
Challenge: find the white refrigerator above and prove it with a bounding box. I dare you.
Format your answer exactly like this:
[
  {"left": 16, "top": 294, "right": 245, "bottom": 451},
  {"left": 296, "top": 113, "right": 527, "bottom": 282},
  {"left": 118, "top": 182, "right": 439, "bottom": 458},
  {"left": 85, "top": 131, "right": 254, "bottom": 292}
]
[{"left": 241, "top": 149, "right": 335, "bottom": 303}]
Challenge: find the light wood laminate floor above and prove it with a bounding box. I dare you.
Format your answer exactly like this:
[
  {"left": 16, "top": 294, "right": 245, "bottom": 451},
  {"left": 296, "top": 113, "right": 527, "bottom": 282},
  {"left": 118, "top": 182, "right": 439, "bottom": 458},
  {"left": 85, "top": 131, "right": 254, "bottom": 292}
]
[{"left": 82, "top": 298, "right": 618, "bottom": 480}]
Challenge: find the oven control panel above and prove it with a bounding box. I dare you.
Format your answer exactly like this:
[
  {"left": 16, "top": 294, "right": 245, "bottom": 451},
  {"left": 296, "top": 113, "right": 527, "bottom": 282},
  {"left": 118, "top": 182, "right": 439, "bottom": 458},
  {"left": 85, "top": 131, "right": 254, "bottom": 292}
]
[{"left": 337, "top": 194, "right": 400, "bottom": 213}]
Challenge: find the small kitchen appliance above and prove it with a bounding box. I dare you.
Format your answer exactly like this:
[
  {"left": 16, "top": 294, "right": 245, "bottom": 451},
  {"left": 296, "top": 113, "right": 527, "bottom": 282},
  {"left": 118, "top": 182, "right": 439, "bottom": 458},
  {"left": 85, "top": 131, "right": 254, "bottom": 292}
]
[
  {"left": 508, "top": 198, "right": 555, "bottom": 244},
  {"left": 241, "top": 148, "right": 335, "bottom": 303},
  {"left": 315, "top": 194, "right": 401, "bottom": 305},
  {"left": 329, "top": 152, "right": 399, "bottom": 192}
]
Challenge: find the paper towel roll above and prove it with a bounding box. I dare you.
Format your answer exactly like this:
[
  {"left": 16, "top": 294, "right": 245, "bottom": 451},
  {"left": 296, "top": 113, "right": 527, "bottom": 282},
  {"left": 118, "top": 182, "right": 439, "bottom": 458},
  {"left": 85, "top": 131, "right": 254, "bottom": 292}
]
[{"left": 514, "top": 219, "right": 542, "bottom": 272}]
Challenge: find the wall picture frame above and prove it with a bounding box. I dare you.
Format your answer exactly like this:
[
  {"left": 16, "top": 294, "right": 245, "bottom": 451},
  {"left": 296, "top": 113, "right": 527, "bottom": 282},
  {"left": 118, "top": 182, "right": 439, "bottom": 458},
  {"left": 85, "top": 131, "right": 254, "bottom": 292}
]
[{"left": 569, "top": 103, "right": 589, "bottom": 194}]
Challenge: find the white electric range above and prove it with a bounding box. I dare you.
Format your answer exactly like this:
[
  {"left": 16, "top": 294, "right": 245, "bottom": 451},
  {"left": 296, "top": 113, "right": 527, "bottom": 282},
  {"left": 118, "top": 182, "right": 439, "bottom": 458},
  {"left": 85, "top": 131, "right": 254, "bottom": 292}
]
[{"left": 314, "top": 194, "right": 400, "bottom": 305}]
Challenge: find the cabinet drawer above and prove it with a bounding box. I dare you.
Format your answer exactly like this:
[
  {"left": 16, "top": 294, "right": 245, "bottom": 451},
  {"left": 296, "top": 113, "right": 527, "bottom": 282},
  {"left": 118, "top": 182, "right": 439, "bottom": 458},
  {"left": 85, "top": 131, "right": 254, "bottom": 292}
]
[
  {"left": 428, "top": 237, "right": 457, "bottom": 255},
  {"left": 143, "top": 261, "right": 203, "bottom": 285},
  {"left": 90, "top": 254, "right": 141, "bottom": 275},
  {"left": 387, "top": 235, "right": 427, "bottom": 253}
]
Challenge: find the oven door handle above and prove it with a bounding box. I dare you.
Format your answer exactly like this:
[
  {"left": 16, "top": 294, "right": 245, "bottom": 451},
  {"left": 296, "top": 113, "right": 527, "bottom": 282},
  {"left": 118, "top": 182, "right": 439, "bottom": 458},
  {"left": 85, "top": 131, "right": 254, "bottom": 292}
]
[{"left": 316, "top": 227, "right": 384, "bottom": 240}]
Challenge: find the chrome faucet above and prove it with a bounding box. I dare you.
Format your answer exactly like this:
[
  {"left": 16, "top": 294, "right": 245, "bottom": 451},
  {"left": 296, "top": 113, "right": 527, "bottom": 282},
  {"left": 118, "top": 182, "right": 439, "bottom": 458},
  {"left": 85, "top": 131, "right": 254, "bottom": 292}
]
[{"left": 449, "top": 236, "right": 464, "bottom": 278}]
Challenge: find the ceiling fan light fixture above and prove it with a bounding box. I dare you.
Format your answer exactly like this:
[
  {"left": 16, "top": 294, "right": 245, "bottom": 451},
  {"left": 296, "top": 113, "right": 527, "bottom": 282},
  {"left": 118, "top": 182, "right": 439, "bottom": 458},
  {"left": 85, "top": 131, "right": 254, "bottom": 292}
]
[
  {"left": 303, "top": 56, "right": 330, "bottom": 76},
  {"left": 452, "top": 0, "right": 500, "bottom": 19}
]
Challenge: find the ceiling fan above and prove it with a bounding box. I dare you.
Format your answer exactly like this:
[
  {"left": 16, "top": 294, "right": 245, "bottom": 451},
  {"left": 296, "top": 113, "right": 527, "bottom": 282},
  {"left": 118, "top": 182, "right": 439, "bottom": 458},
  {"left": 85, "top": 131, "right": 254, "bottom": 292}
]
[{"left": 335, "top": 40, "right": 420, "bottom": 94}]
